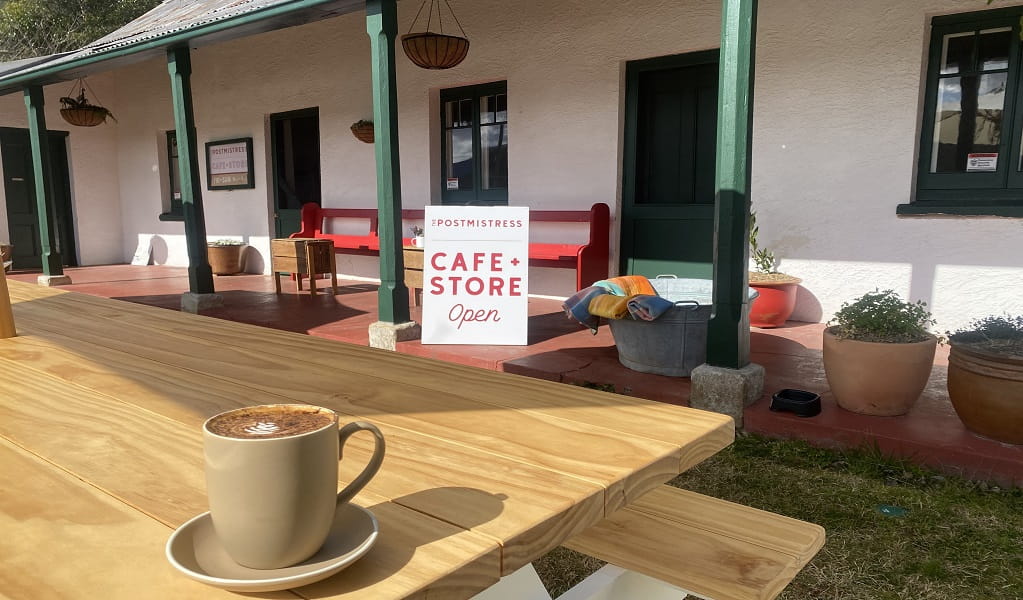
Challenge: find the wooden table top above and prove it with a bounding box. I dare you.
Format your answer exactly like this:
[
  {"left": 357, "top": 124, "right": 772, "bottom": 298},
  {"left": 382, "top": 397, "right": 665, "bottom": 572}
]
[{"left": 0, "top": 280, "right": 733, "bottom": 599}]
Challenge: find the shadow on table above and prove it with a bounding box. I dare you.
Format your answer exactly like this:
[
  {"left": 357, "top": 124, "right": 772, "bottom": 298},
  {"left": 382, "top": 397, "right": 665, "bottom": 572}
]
[{"left": 298, "top": 487, "right": 507, "bottom": 598}]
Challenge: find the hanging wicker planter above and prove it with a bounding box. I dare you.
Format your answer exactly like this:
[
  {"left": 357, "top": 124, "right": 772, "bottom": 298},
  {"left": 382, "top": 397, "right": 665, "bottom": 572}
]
[
  {"left": 59, "top": 79, "right": 116, "bottom": 127},
  {"left": 401, "top": 33, "right": 470, "bottom": 70},
  {"left": 351, "top": 120, "right": 375, "bottom": 143},
  {"left": 401, "top": 0, "right": 469, "bottom": 70}
]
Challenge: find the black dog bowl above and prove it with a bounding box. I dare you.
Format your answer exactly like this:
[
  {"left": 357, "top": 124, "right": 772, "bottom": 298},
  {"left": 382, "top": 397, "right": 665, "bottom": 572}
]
[{"left": 769, "top": 389, "right": 821, "bottom": 417}]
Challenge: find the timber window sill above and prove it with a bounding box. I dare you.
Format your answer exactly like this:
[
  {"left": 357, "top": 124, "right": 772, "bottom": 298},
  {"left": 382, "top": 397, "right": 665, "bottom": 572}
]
[{"left": 897, "top": 204, "right": 1023, "bottom": 218}]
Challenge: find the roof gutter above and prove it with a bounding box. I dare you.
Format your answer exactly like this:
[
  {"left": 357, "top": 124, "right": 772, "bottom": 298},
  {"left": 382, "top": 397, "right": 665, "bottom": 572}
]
[{"left": 0, "top": 0, "right": 352, "bottom": 95}]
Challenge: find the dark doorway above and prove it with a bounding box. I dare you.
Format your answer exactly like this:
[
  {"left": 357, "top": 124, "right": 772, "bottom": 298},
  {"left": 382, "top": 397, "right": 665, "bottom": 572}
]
[
  {"left": 620, "top": 51, "right": 719, "bottom": 279},
  {"left": 0, "top": 127, "right": 77, "bottom": 270},
  {"left": 270, "top": 108, "right": 321, "bottom": 239}
]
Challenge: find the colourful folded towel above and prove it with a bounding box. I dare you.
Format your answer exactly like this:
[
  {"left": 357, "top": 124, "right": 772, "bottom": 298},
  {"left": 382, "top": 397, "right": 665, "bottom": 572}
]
[
  {"left": 588, "top": 294, "right": 631, "bottom": 320},
  {"left": 593, "top": 275, "right": 656, "bottom": 297},
  {"left": 627, "top": 295, "right": 677, "bottom": 321},
  {"left": 562, "top": 286, "right": 608, "bottom": 332}
]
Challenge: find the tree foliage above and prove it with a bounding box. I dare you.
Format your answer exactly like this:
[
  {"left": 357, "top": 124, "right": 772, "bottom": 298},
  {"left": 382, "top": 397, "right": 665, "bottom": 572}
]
[{"left": 0, "top": 0, "right": 161, "bottom": 61}]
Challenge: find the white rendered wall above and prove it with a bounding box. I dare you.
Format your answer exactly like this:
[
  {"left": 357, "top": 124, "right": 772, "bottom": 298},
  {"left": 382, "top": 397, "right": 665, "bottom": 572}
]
[
  {"left": 2, "top": 0, "right": 1021, "bottom": 331},
  {"left": 0, "top": 72, "right": 123, "bottom": 266},
  {"left": 753, "top": 0, "right": 1023, "bottom": 330}
]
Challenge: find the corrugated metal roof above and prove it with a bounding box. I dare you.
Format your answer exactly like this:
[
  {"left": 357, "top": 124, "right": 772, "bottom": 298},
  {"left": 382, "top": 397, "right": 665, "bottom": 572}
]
[
  {"left": 0, "top": 0, "right": 361, "bottom": 94},
  {"left": 0, "top": 53, "right": 71, "bottom": 78},
  {"left": 83, "top": 0, "right": 295, "bottom": 55}
]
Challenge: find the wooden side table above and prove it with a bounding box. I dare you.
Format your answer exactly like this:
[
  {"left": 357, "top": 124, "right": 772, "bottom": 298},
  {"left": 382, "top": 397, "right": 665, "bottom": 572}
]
[
  {"left": 403, "top": 246, "right": 424, "bottom": 306},
  {"left": 270, "top": 238, "right": 338, "bottom": 295}
]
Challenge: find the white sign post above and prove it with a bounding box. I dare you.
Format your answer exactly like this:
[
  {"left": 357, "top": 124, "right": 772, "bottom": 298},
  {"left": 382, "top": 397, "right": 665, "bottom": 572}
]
[{"left": 421, "top": 206, "right": 529, "bottom": 345}]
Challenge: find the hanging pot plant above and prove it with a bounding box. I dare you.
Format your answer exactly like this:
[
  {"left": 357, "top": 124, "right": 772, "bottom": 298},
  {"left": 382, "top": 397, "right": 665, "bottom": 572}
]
[
  {"left": 401, "top": 0, "right": 470, "bottom": 70},
  {"left": 351, "top": 120, "right": 374, "bottom": 143},
  {"left": 59, "top": 79, "right": 116, "bottom": 127}
]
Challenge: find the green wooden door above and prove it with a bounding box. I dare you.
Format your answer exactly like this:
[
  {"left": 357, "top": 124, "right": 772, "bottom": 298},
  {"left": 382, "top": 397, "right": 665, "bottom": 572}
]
[
  {"left": 621, "top": 52, "right": 718, "bottom": 279},
  {"left": 0, "top": 128, "right": 76, "bottom": 270},
  {"left": 270, "top": 108, "right": 321, "bottom": 238}
]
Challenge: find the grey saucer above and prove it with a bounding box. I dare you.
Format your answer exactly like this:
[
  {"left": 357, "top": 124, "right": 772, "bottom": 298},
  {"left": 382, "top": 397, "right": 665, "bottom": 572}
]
[{"left": 166, "top": 503, "right": 378, "bottom": 592}]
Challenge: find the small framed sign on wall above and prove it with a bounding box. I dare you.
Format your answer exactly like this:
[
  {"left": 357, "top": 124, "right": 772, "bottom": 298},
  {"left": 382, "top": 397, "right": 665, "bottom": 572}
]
[{"left": 205, "top": 137, "right": 255, "bottom": 190}]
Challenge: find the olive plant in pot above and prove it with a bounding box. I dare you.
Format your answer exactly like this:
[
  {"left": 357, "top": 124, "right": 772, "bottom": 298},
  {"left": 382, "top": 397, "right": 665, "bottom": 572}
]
[
  {"left": 823, "top": 290, "right": 938, "bottom": 416},
  {"left": 748, "top": 212, "right": 801, "bottom": 328},
  {"left": 947, "top": 316, "right": 1023, "bottom": 444},
  {"left": 207, "top": 240, "right": 247, "bottom": 275}
]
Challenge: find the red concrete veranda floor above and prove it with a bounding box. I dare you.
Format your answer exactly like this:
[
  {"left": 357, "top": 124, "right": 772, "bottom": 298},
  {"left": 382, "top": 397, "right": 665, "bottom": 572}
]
[{"left": 9, "top": 264, "right": 1022, "bottom": 486}]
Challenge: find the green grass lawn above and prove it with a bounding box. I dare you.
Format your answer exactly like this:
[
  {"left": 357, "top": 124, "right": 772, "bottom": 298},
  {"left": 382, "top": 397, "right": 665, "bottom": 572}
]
[{"left": 534, "top": 434, "right": 1023, "bottom": 600}]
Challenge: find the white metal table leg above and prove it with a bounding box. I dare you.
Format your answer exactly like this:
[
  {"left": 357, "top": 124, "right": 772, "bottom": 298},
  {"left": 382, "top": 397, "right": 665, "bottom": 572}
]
[
  {"left": 471, "top": 564, "right": 552, "bottom": 600},
  {"left": 555, "top": 565, "right": 689, "bottom": 600}
]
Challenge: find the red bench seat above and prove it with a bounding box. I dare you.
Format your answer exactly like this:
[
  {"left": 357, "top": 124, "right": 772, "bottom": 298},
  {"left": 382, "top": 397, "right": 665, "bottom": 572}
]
[{"left": 292, "top": 202, "right": 610, "bottom": 290}]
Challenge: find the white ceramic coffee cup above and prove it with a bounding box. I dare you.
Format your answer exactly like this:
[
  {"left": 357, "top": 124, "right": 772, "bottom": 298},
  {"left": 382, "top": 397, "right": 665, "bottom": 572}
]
[
  {"left": 411, "top": 235, "right": 425, "bottom": 247},
  {"left": 203, "top": 404, "right": 385, "bottom": 569}
]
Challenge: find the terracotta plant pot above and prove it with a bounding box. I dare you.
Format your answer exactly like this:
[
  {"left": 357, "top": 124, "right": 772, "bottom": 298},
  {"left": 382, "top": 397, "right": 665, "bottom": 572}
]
[
  {"left": 749, "top": 276, "right": 801, "bottom": 328},
  {"left": 947, "top": 344, "right": 1023, "bottom": 444},
  {"left": 207, "top": 244, "right": 246, "bottom": 275},
  {"left": 822, "top": 326, "right": 937, "bottom": 416}
]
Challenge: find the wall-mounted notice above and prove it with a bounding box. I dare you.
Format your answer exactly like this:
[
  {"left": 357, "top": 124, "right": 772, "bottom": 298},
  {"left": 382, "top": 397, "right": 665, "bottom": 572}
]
[
  {"left": 205, "top": 137, "right": 255, "bottom": 189},
  {"left": 421, "top": 206, "right": 529, "bottom": 345},
  {"left": 966, "top": 153, "right": 998, "bottom": 172}
]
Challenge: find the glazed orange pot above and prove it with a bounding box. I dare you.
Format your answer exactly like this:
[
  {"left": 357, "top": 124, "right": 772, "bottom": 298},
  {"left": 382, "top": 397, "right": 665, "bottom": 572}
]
[
  {"left": 749, "top": 278, "right": 800, "bottom": 328},
  {"left": 822, "top": 327, "right": 937, "bottom": 416},
  {"left": 948, "top": 344, "right": 1023, "bottom": 445}
]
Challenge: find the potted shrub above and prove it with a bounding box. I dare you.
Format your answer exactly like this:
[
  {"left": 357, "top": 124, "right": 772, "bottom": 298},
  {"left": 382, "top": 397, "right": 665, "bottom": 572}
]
[
  {"left": 207, "top": 240, "right": 247, "bottom": 275},
  {"left": 748, "top": 212, "right": 801, "bottom": 328},
  {"left": 823, "top": 289, "right": 938, "bottom": 416},
  {"left": 947, "top": 316, "right": 1023, "bottom": 444}
]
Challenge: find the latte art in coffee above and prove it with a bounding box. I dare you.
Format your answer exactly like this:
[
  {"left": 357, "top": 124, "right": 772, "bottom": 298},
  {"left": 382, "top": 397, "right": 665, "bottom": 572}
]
[
  {"left": 207, "top": 405, "right": 334, "bottom": 439},
  {"left": 245, "top": 421, "right": 283, "bottom": 436}
]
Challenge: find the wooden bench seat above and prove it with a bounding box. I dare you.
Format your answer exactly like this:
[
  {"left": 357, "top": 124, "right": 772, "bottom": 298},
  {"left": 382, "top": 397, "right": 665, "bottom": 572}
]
[
  {"left": 292, "top": 202, "right": 611, "bottom": 290},
  {"left": 562, "top": 485, "right": 825, "bottom": 600}
]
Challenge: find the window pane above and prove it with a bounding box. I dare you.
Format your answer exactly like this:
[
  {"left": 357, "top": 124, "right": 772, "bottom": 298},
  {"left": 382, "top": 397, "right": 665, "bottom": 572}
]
[
  {"left": 941, "top": 32, "right": 975, "bottom": 75},
  {"left": 168, "top": 133, "right": 181, "bottom": 201},
  {"left": 979, "top": 28, "right": 1012, "bottom": 70},
  {"left": 446, "top": 127, "right": 474, "bottom": 190},
  {"left": 480, "top": 94, "right": 508, "bottom": 125},
  {"left": 445, "top": 98, "right": 474, "bottom": 128},
  {"left": 445, "top": 101, "right": 455, "bottom": 127},
  {"left": 930, "top": 72, "right": 1006, "bottom": 173},
  {"left": 496, "top": 94, "right": 507, "bottom": 122},
  {"left": 480, "top": 94, "right": 495, "bottom": 124},
  {"left": 481, "top": 123, "right": 508, "bottom": 190}
]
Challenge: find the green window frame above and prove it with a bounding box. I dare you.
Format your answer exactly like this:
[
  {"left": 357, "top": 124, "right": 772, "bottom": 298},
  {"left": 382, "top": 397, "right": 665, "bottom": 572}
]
[
  {"left": 440, "top": 81, "right": 508, "bottom": 205},
  {"left": 903, "top": 7, "right": 1023, "bottom": 217},
  {"left": 159, "top": 130, "right": 184, "bottom": 221}
]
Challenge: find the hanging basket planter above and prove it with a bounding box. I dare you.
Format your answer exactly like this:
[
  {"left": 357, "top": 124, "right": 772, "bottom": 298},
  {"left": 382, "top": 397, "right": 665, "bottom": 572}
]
[
  {"left": 59, "top": 79, "right": 116, "bottom": 127},
  {"left": 350, "top": 120, "right": 375, "bottom": 143},
  {"left": 401, "top": 32, "right": 470, "bottom": 70},
  {"left": 401, "top": 0, "right": 469, "bottom": 70},
  {"left": 60, "top": 106, "right": 111, "bottom": 127}
]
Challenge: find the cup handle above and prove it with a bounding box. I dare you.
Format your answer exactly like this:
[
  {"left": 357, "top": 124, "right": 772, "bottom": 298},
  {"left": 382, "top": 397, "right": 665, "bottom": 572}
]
[{"left": 336, "top": 421, "right": 386, "bottom": 505}]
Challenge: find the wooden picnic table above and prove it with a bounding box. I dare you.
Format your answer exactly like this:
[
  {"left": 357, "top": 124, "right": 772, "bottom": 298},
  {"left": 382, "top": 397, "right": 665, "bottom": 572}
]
[{"left": 0, "top": 279, "right": 735, "bottom": 599}]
